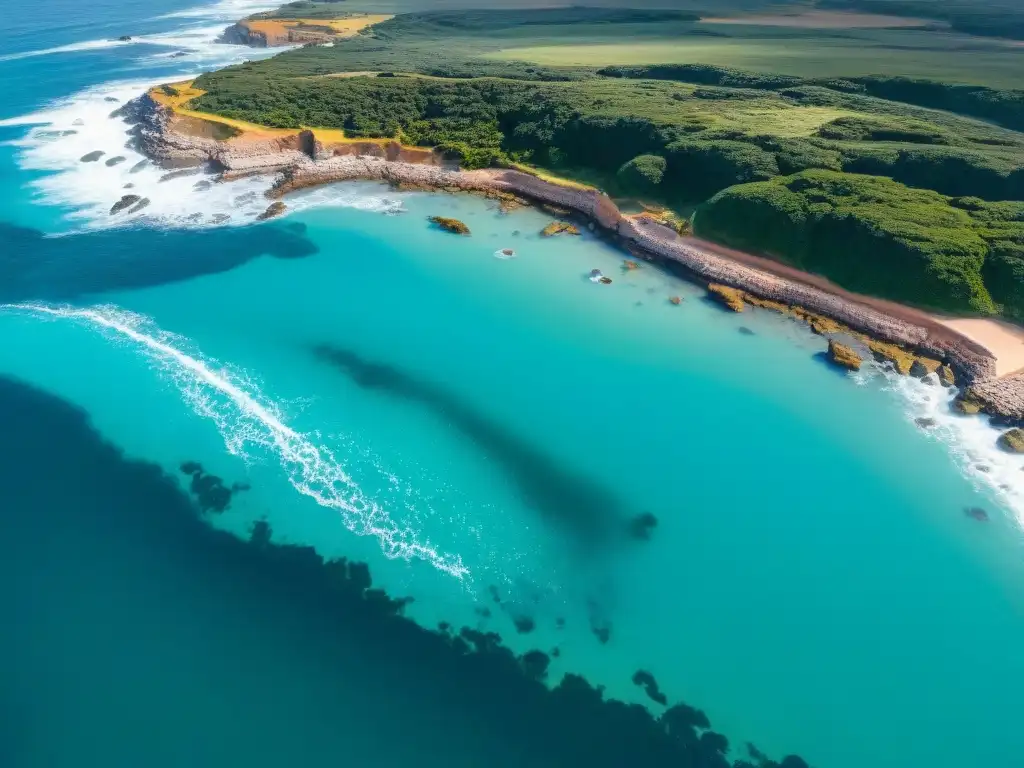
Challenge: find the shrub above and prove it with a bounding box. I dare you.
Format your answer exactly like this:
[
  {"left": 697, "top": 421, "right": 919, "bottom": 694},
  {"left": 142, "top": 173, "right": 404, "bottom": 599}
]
[{"left": 617, "top": 154, "right": 666, "bottom": 193}]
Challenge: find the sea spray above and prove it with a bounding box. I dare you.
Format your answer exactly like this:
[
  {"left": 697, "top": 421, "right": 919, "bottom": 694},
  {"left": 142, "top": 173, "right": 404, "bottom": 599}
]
[
  {"left": 855, "top": 363, "right": 1024, "bottom": 525},
  {"left": 0, "top": 77, "right": 404, "bottom": 230},
  {"left": 2, "top": 302, "right": 469, "bottom": 579}
]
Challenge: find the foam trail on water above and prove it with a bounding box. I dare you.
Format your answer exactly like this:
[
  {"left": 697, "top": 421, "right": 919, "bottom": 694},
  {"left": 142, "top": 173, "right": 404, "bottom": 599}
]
[{"left": 3, "top": 303, "right": 468, "bottom": 580}]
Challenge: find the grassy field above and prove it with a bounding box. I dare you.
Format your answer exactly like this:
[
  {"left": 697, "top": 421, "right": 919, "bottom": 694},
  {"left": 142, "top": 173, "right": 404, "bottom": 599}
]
[{"left": 485, "top": 31, "right": 1024, "bottom": 88}]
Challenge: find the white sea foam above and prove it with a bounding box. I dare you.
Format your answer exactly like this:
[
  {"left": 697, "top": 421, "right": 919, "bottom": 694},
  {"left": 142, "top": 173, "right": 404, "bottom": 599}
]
[
  {"left": 2, "top": 302, "right": 468, "bottom": 580},
  {"left": 157, "top": 0, "right": 280, "bottom": 21},
  {"left": 0, "top": 75, "right": 403, "bottom": 229},
  {"left": 865, "top": 363, "right": 1024, "bottom": 524}
]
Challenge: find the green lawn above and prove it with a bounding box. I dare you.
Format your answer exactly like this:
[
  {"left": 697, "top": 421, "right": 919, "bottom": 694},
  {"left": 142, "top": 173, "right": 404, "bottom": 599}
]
[{"left": 485, "top": 35, "right": 1024, "bottom": 89}]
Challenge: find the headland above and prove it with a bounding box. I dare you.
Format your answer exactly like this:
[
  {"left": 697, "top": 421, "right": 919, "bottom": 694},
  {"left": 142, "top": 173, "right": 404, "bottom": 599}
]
[{"left": 115, "top": 89, "right": 1024, "bottom": 433}]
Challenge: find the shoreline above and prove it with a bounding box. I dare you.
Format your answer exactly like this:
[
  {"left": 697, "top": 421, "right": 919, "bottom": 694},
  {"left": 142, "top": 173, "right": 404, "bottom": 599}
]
[{"left": 118, "top": 92, "right": 1024, "bottom": 424}]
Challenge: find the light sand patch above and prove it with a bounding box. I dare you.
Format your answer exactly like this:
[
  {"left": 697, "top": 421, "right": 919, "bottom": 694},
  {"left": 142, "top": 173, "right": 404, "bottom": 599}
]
[
  {"left": 243, "top": 14, "right": 392, "bottom": 43},
  {"left": 938, "top": 318, "right": 1024, "bottom": 377},
  {"left": 700, "top": 11, "right": 939, "bottom": 29}
]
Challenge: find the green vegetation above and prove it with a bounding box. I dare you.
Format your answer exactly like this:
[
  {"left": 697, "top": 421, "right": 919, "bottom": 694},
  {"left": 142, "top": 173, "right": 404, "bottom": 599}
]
[
  {"left": 618, "top": 155, "right": 667, "bottom": 194},
  {"left": 190, "top": 3, "right": 1024, "bottom": 317},
  {"left": 820, "top": 0, "right": 1024, "bottom": 41},
  {"left": 695, "top": 171, "right": 1024, "bottom": 317},
  {"left": 599, "top": 64, "right": 1024, "bottom": 134}
]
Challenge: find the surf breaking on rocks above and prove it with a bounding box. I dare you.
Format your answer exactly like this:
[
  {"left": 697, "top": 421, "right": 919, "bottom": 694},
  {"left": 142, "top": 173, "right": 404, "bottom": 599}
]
[{"left": 3, "top": 302, "right": 469, "bottom": 579}]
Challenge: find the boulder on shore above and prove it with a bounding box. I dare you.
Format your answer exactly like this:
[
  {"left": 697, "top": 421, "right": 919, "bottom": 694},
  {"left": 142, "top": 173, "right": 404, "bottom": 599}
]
[
  {"left": 256, "top": 202, "right": 286, "bottom": 221},
  {"left": 80, "top": 150, "right": 105, "bottom": 163},
  {"left": 827, "top": 340, "right": 862, "bottom": 371},
  {"left": 541, "top": 221, "right": 580, "bottom": 237},
  {"left": 706, "top": 283, "right": 745, "bottom": 312},
  {"left": 952, "top": 393, "right": 984, "bottom": 415},
  {"left": 867, "top": 340, "right": 915, "bottom": 375},
  {"left": 909, "top": 357, "right": 941, "bottom": 378},
  {"left": 997, "top": 428, "right": 1024, "bottom": 453},
  {"left": 110, "top": 194, "right": 141, "bottom": 215},
  {"left": 428, "top": 216, "right": 470, "bottom": 235},
  {"left": 938, "top": 364, "right": 956, "bottom": 387}
]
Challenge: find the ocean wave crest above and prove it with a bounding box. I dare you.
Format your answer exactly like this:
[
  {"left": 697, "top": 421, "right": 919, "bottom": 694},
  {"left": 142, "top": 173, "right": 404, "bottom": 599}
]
[{"left": 2, "top": 302, "right": 468, "bottom": 579}]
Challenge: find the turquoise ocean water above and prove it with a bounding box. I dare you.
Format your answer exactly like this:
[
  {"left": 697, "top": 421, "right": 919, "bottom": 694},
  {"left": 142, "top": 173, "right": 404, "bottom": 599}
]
[{"left": 3, "top": 4, "right": 1024, "bottom": 768}]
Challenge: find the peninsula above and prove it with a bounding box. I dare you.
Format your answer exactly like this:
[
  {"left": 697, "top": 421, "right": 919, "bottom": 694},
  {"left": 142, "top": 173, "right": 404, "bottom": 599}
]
[{"left": 122, "top": 2, "right": 1024, "bottom": 436}]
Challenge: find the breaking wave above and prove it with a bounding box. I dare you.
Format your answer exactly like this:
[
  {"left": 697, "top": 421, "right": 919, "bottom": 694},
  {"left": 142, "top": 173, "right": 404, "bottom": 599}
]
[{"left": 2, "top": 302, "right": 468, "bottom": 579}]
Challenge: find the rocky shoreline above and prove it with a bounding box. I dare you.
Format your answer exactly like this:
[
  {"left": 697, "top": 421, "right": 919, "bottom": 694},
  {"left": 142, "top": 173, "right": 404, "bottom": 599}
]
[{"left": 117, "top": 93, "right": 1024, "bottom": 424}]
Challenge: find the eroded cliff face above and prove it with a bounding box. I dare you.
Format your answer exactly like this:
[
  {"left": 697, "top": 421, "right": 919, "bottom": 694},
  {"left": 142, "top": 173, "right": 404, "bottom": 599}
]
[
  {"left": 218, "top": 22, "right": 270, "bottom": 47},
  {"left": 117, "top": 91, "right": 1013, "bottom": 408}
]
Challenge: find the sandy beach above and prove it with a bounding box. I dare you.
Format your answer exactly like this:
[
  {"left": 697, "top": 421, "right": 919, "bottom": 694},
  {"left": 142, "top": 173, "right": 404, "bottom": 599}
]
[{"left": 938, "top": 318, "right": 1024, "bottom": 377}]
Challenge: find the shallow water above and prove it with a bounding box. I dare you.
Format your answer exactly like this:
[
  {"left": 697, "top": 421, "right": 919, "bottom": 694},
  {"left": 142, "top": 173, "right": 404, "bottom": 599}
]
[{"left": 3, "top": 4, "right": 1024, "bottom": 768}]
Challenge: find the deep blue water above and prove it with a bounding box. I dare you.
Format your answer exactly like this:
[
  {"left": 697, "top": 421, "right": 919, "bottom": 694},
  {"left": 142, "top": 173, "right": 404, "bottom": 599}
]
[{"left": 3, "top": 4, "right": 1024, "bottom": 768}]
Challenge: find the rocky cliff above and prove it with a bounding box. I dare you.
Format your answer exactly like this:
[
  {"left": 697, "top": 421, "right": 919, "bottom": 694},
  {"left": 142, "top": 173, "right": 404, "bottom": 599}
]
[{"left": 119, "top": 92, "right": 1023, "bottom": 414}]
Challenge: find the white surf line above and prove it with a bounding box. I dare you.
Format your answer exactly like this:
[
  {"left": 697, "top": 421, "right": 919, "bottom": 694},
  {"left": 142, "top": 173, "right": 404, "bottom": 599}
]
[{"left": 5, "top": 303, "right": 469, "bottom": 579}]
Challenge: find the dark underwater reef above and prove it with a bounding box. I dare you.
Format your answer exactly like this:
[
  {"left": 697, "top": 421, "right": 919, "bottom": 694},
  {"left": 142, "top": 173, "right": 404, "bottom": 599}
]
[
  {"left": 0, "top": 374, "right": 808, "bottom": 768},
  {"left": 312, "top": 343, "right": 658, "bottom": 551},
  {"left": 0, "top": 220, "right": 316, "bottom": 304}
]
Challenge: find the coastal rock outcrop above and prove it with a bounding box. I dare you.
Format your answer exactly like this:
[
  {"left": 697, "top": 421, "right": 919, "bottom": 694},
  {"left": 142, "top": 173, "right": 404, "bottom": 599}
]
[
  {"left": 256, "top": 202, "right": 286, "bottom": 221},
  {"left": 706, "top": 283, "right": 745, "bottom": 312},
  {"left": 541, "top": 221, "right": 580, "bottom": 237},
  {"left": 429, "top": 216, "right": 470, "bottom": 235},
  {"left": 997, "top": 428, "right": 1024, "bottom": 453},
  {"left": 110, "top": 194, "right": 141, "bottom": 215},
  {"left": 827, "top": 340, "right": 862, "bottom": 371},
  {"left": 119, "top": 93, "right": 1024, "bottom": 417}
]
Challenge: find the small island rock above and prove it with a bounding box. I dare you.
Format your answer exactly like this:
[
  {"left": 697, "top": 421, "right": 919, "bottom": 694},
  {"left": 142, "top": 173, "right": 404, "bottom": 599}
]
[
  {"left": 706, "top": 283, "right": 745, "bottom": 312},
  {"left": 428, "top": 216, "right": 470, "bottom": 235},
  {"left": 256, "top": 202, "right": 287, "bottom": 221},
  {"left": 997, "top": 428, "right": 1024, "bottom": 453},
  {"left": 827, "top": 340, "right": 862, "bottom": 371},
  {"left": 110, "top": 194, "right": 141, "bottom": 215},
  {"left": 540, "top": 221, "right": 580, "bottom": 237}
]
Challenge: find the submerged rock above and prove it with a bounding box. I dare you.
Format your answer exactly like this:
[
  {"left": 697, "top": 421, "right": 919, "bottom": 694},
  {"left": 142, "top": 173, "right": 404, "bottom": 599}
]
[
  {"left": 964, "top": 506, "right": 989, "bottom": 522},
  {"left": 428, "top": 216, "right": 470, "bottom": 235},
  {"left": 110, "top": 194, "right": 141, "bottom": 215},
  {"left": 827, "top": 339, "right": 862, "bottom": 371},
  {"left": 129, "top": 159, "right": 149, "bottom": 174},
  {"left": 257, "top": 202, "right": 287, "bottom": 221},
  {"left": 997, "top": 427, "right": 1024, "bottom": 453},
  {"left": 105, "top": 155, "right": 126, "bottom": 167},
  {"left": 627, "top": 512, "right": 658, "bottom": 541},
  {"left": 914, "top": 417, "right": 937, "bottom": 429},
  {"left": 104, "top": 96, "right": 120, "bottom": 102},
  {"left": 632, "top": 670, "right": 668, "bottom": 706},
  {"left": 706, "top": 283, "right": 744, "bottom": 312},
  {"left": 80, "top": 150, "right": 105, "bottom": 162}
]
